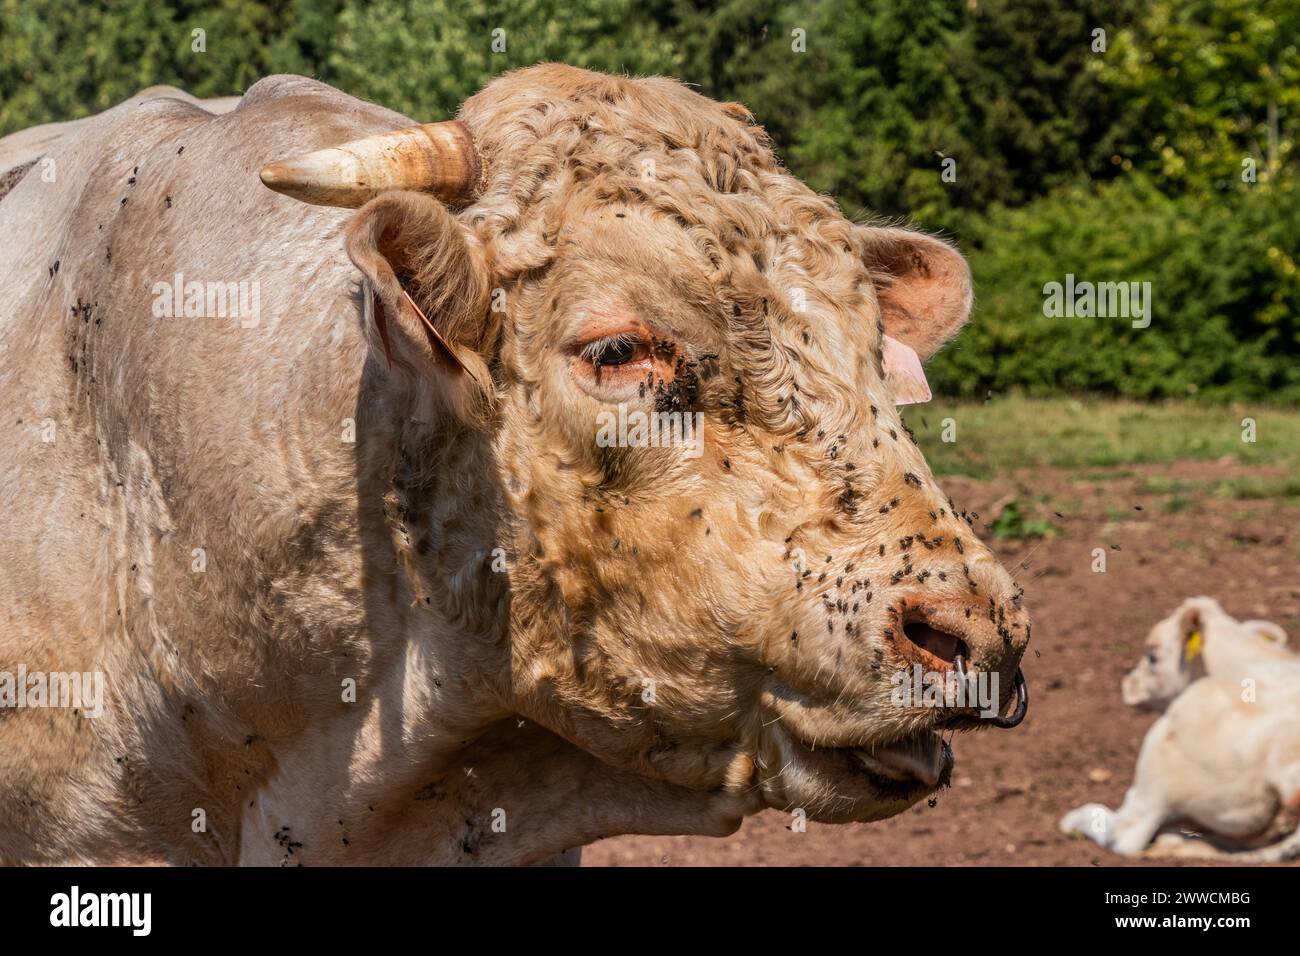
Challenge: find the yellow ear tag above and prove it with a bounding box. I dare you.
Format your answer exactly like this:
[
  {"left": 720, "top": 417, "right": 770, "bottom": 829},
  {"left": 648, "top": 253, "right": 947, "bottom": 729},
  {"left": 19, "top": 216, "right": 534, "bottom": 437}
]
[
  {"left": 1256, "top": 630, "right": 1279, "bottom": 643},
  {"left": 1184, "top": 630, "right": 1203, "bottom": 662}
]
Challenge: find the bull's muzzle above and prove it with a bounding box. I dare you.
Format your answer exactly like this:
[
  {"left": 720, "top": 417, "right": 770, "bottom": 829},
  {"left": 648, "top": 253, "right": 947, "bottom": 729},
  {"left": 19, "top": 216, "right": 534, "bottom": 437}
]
[{"left": 954, "top": 654, "right": 1029, "bottom": 729}]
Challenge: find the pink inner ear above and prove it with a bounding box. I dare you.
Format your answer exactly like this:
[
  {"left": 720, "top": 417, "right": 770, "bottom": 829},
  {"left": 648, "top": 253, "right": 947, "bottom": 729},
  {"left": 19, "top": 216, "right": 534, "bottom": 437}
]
[{"left": 882, "top": 335, "right": 932, "bottom": 406}]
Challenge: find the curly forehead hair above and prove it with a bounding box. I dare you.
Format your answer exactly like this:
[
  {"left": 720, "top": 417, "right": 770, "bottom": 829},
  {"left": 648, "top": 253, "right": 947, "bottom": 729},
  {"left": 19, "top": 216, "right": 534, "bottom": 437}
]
[{"left": 457, "top": 64, "right": 872, "bottom": 295}]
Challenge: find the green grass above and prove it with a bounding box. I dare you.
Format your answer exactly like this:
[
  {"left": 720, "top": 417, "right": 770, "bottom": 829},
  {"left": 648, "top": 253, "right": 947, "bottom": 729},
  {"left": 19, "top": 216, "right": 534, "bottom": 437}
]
[
  {"left": 903, "top": 396, "right": 1300, "bottom": 480},
  {"left": 1075, "top": 469, "right": 1136, "bottom": 482},
  {"left": 1137, "top": 474, "right": 1300, "bottom": 502},
  {"left": 1136, "top": 477, "right": 1200, "bottom": 494},
  {"left": 987, "top": 501, "right": 1059, "bottom": 539},
  {"left": 1221, "top": 475, "right": 1300, "bottom": 500}
]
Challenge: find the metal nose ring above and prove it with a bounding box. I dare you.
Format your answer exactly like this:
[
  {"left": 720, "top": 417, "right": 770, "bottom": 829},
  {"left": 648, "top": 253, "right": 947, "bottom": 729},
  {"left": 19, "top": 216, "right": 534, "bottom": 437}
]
[{"left": 990, "top": 667, "right": 1029, "bottom": 729}]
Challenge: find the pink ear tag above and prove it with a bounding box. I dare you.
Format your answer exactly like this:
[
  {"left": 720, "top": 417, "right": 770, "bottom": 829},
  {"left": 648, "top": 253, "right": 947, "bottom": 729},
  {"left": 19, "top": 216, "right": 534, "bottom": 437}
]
[{"left": 881, "top": 335, "right": 931, "bottom": 406}]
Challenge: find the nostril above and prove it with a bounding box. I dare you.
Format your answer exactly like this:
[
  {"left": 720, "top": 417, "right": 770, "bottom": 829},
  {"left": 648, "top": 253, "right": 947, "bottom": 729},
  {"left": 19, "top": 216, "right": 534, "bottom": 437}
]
[{"left": 902, "top": 620, "right": 969, "bottom": 665}]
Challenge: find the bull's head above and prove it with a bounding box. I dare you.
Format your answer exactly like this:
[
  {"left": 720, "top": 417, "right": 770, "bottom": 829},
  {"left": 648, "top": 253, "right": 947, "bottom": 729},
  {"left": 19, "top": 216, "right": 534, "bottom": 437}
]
[{"left": 263, "top": 66, "right": 1030, "bottom": 829}]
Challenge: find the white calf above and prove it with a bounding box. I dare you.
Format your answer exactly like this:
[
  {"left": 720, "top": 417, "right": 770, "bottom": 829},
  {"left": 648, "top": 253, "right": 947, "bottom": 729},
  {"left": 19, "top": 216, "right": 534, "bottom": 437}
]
[{"left": 1061, "top": 597, "right": 1300, "bottom": 861}]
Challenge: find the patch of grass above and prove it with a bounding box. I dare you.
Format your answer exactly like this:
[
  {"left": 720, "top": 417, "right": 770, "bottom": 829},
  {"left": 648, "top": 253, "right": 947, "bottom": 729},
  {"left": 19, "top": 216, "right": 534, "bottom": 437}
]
[
  {"left": 1163, "top": 495, "right": 1193, "bottom": 513},
  {"left": 988, "top": 501, "right": 1058, "bottom": 539},
  {"left": 904, "top": 397, "right": 1300, "bottom": 481},
  {"left": 1134, "top": 473, "right": 1300, "bottom": 505},
  {"left": 1137, "top": 477, "right": 1203, "bottom": 495},
  {"left": 1051, "top": 497, "right": 1086, "bottom": 517},
  {"left": 1220, "top": 476, "right": 1300, "bottom": 500},
  {"left": 1076, "top": 469, "right": 1136, "bottom": 483},
  {"left": 1122, "top": 608, "right": 1157, "bottom": 632}
]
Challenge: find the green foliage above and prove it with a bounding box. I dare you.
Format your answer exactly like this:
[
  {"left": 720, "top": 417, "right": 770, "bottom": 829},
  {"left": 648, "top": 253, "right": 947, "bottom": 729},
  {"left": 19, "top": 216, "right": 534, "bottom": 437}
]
[
  {"left": 658, "top": 0, "right": 1140, "bottom": 233},
  {"left": 947, "top": 0, "right": 1142, "bottom": 215},
  {"left": 928, "top": 175, "right": 1300, "bottom": 402},
  {"left": 328, "top": 0, "right": 679, "bottom": 121},
  {"left": 0, "top": 0, "right": 342, "bottom": 131},
  {"left": 1100, "top": 0, "right": 1300, "bottom": 193}
]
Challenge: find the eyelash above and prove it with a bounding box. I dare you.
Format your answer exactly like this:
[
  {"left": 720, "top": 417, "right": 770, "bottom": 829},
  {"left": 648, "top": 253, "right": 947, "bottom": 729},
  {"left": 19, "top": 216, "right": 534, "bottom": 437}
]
[{"left": 579, "top": 333, "right": 647, "bottom": 367}]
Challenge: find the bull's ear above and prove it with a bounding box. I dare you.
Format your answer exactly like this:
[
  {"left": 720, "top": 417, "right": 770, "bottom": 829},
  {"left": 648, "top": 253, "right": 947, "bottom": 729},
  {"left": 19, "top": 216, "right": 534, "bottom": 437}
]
[
  {"left": 854, "top": 226, "right": 973, "bottom": 361},
  {"left": 1244, "top": 620, "right": 1288, "bottom": 646},
  {"left": 346, "top": 191, "right": 494, "bottom": 425},
  {"left": 1175, "top": 601, "right": 1210, "bottom": 664}
]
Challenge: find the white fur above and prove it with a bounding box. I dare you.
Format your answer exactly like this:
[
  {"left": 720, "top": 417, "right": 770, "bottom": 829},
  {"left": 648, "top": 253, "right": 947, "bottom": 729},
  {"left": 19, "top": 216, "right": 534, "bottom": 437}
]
[{"left": 1062, "top": 598, "right": 1300, "bottom": 861}]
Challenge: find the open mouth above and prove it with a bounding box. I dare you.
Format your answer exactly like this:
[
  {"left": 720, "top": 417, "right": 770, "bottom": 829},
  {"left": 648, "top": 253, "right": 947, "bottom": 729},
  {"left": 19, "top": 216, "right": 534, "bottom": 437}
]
[
  {"left": 845, "top": 730, "right": 953, "bottom": 790},
  {"left": 776, "top": 725, "right": 956, "bottom": 810}
]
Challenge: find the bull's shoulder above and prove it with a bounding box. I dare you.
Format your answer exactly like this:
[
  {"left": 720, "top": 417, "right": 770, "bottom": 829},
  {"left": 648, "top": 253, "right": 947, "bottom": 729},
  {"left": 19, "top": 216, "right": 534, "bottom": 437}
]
[
  {"left": 241, "top": 75, "right": 362, "bottom": 110},
  {"left": 1, "top": 76, "right": 413, "bottom": 195},
  {"left": 236, "top": 75, "right": 416, "bottom": 144},
  {"left": 0, "top": 86, "right": 234, "bottom": 180}
]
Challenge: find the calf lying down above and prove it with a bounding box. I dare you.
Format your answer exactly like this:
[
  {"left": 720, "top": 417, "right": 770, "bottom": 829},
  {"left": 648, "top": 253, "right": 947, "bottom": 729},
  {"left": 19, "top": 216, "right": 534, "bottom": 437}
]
[{"left": 1061, "top": 597, "right": 1300, "bottom": 861}]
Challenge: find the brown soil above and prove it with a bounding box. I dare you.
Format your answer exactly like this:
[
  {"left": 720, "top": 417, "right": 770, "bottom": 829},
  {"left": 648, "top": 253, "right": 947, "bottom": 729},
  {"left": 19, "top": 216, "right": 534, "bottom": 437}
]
[{"left": 584, "top": 460, "right": 1300, "bottom": 866}]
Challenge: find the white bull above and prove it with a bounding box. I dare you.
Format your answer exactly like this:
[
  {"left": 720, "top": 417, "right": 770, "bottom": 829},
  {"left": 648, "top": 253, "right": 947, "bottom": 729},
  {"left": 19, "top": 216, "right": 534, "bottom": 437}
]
[{"left": 0, "top": 66, "right": 1031, "bottom": 865}]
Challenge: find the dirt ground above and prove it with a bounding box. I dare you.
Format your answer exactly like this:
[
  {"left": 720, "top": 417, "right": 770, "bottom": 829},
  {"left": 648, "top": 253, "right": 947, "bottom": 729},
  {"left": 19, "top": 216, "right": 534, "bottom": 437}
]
[{"left": 584, "top": 459, "right": 1300, "bottom": 866}]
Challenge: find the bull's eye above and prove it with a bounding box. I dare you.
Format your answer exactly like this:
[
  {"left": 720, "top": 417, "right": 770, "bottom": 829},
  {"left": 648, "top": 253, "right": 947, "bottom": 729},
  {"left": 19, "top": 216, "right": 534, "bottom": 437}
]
[
  {"left": 568, "top": 322, "right": 674, "bottom": 401},
  {"left": 582, "top": 334, "right": 646, "bottom": 368}
]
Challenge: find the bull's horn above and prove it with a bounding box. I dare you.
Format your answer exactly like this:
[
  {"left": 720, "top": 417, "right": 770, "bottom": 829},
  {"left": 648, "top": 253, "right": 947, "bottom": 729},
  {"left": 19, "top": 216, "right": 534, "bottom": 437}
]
[{"left": 259, "top": 120, "right": 482, "bottom": 208}]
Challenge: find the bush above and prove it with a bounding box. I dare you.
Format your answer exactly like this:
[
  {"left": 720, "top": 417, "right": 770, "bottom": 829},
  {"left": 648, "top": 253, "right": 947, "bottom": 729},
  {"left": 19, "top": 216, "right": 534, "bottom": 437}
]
[{"left": 929, "top": 175, "right": 1300, "bottom": 403}]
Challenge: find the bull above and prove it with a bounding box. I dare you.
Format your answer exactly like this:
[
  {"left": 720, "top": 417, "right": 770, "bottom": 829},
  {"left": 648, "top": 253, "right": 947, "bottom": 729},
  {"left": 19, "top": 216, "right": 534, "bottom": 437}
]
[{"left": 0, "top": 66, "right": 1029, "bottom": 865}]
